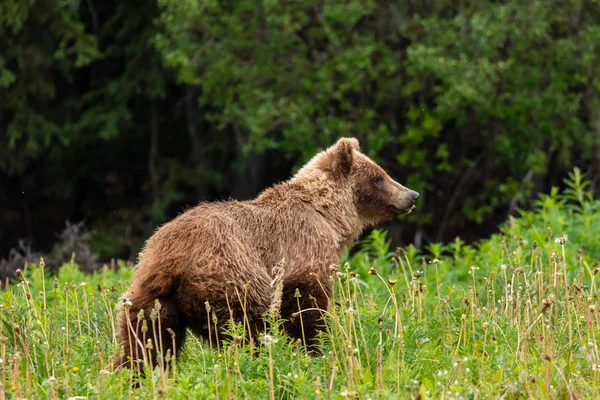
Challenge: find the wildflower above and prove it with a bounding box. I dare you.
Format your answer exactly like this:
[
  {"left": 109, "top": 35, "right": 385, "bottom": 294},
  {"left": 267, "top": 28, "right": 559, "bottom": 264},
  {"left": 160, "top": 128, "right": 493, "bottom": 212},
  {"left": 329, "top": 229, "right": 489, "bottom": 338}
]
[
  {"left": 554, "top": 235, "right": 568, "bottom": 245},
  {"left": 501, "top": 264, "right": 508, "bottom": 270},
  {"left": 589, "top": 304, "right": 596, "bottom": 311},
  {"left": 368, "top": 268, "right": 377, "bottom": 275},
  {"left": 350, "top": 277, "right": 358, "bottom": 284},
  {"left": 261, "top": 334, "right": 278, "bottom": 345},
  {"left": 231, "top": 335, "right": 243, "bottom": 344},
  {"left": 48, "top": 376, "right": 57, "bottom": 384},
  {"left": 122, "top": 298, "right": 133, "bottom": 308},
  {"left": 72, "top": 367, "right": 79, "bottom": 373},
  {"left": 430, "top": 259, "right": 441, "bottom": 264},
  {"left": 346, "top": 307, "right": 355, "bottom": 314}
]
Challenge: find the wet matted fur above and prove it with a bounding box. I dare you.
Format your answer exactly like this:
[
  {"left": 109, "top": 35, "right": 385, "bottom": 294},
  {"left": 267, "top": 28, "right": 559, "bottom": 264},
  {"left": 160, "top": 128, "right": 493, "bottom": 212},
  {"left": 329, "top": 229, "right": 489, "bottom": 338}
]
[{"left": 113, "top": 137, "right": 419, "bottom": 370}]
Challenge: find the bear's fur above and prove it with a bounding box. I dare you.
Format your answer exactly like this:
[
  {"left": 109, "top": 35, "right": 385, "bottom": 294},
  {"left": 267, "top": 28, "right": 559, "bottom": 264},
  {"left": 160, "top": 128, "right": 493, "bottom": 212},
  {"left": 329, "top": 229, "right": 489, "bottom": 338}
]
[{"left": 113, "top": 137, "right": 418, "bottom": 370}]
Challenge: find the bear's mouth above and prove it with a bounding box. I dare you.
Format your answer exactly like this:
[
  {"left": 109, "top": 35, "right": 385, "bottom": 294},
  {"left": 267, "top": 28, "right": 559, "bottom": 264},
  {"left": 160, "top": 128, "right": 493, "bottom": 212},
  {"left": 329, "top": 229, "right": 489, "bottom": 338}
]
[{"left": 391, "top": 204, "right": 416, "bottom": 215}]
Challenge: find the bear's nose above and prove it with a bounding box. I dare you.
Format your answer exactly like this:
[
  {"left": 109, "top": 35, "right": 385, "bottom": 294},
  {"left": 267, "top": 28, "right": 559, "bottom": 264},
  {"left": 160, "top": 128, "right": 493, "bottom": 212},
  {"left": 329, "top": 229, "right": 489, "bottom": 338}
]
[{"left": 411, "top": 191, "right": 420, "bottom": 201}]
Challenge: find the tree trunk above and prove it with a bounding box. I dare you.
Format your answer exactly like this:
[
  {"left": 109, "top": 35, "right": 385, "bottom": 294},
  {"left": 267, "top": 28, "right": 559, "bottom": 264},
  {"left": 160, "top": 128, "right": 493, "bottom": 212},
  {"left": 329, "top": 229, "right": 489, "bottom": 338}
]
[{"left": 149, "top": 101, "right": 159, "bottom": 210}]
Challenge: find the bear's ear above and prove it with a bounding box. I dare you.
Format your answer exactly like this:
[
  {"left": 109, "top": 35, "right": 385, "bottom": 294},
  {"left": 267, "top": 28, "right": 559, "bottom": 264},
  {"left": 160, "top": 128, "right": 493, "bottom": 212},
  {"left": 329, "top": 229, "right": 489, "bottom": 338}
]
[{"left": 331, "top": 137, "right": 360, "bottom": 176}]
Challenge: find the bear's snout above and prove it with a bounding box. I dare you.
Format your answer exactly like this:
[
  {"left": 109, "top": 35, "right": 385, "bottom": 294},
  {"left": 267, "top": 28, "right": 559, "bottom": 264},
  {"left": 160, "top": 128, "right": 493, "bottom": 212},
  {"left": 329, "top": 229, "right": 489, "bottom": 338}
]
[
  {"left": 402, "top": 189, "right": 419, "bottom": 211},
  {"left": 387, "top": 180, "right": 419, "bottom": 215}
]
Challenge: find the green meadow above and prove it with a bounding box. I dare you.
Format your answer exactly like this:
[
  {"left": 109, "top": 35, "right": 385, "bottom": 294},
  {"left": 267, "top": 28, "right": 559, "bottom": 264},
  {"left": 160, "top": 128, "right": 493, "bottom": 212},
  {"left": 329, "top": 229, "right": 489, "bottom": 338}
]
[{"left": 2, "top": 170, "right": 599, "bottom": 399}]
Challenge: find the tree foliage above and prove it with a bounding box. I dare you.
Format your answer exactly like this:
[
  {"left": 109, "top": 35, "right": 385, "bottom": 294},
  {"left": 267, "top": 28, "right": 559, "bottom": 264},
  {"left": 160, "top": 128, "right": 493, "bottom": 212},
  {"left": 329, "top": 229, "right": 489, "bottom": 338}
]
[{"left": 1, "top": 0, "right": 599, "bottom": 260}]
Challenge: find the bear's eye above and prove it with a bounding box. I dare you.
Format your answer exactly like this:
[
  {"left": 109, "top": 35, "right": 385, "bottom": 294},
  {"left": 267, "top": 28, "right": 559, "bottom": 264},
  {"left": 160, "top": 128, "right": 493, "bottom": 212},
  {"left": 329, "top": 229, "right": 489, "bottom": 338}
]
[{"left": 375, "top": 175, "right": 385, "bottom": 184}]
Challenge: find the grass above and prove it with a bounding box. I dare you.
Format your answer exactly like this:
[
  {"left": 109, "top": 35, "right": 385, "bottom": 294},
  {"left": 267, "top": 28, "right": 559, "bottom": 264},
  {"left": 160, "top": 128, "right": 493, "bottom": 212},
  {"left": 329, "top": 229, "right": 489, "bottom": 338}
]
[{"left": 1, "top": 168, "right": 600, "bottom": 399}]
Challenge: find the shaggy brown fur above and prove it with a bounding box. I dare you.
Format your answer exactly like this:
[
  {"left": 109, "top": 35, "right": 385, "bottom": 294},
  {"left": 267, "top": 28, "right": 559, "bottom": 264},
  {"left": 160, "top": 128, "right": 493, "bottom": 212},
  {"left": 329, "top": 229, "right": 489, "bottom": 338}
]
[{"left": 113, "top": 137, "right": 418, "bottom": 370}]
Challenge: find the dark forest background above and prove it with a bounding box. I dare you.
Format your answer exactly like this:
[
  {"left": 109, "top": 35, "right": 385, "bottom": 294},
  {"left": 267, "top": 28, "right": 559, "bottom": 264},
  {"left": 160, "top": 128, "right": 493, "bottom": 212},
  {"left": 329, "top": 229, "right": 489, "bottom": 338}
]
[{"left": 1, "top": 0, "right": 600, "bottom": 271}]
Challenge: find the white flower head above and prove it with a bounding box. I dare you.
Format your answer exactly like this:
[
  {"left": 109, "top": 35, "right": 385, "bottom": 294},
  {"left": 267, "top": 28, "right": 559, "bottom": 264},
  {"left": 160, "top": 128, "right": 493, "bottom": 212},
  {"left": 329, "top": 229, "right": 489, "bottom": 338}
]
[
  {"left": 554, "top": 235, "right": 568, "bottom": 245},
  {"left": 261, "top": 334, "right": 279, "bottom": 345}
]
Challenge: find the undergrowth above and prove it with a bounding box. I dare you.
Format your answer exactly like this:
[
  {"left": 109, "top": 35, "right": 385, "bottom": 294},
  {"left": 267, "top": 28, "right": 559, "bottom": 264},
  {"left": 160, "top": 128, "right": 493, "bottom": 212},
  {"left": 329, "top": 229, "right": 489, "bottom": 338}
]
[{"left": 1, "top": 168, "right": 599, "bottom": 399}]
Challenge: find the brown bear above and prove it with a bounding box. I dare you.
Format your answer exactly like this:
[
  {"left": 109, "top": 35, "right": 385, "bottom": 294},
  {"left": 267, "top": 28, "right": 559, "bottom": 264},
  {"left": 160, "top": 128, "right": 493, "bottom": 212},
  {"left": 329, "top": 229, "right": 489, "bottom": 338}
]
[{"left": 113, "top": 137, "right": 418, "bottom": 370}]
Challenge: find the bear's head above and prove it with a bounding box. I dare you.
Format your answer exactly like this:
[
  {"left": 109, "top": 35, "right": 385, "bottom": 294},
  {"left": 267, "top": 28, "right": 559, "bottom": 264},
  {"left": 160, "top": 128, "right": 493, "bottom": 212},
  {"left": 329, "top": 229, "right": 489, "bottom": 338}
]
[{"left": 299, "top": 137, "right": 419, "bottom": 225}]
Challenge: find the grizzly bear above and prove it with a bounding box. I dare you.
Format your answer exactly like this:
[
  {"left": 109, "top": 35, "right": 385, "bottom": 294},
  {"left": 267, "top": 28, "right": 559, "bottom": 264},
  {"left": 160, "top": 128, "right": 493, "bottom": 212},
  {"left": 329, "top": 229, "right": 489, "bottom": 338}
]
[{"left": 113, "top": 137, "right": 418, "bottom": 370}]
